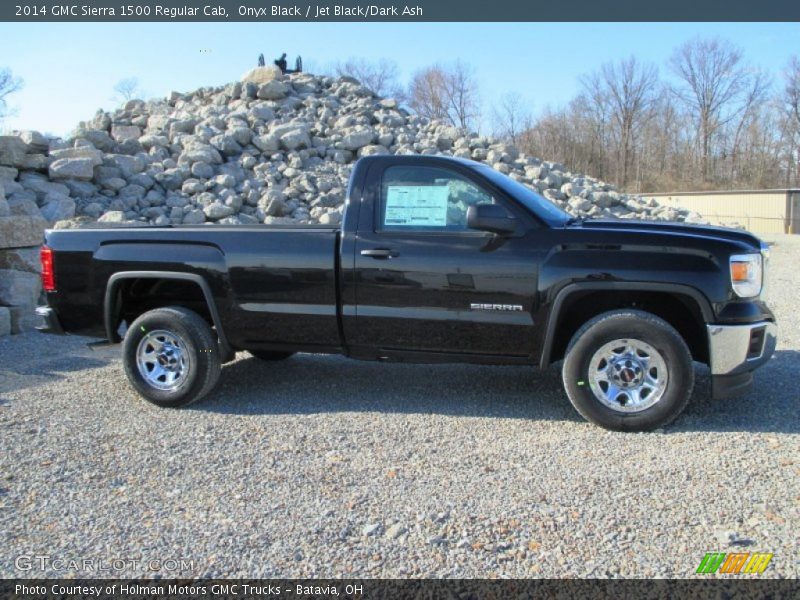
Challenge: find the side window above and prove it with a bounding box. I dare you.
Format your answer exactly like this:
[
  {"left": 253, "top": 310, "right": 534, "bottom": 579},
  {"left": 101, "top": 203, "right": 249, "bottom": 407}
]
[{"left": 379, "top": 166, "right": 497, "bottom": 232}]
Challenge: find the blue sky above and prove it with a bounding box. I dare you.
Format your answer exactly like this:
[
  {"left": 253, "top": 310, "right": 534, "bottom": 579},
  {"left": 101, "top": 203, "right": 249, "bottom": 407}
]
[{"left": 1, "top": 22, "right": 798, "bottom": 136}]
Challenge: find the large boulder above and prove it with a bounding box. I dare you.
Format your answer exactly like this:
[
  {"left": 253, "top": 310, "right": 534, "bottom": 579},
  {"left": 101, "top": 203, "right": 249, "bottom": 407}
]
[
  {"left": 111, "top": 125, "right": 142, "bottom": 142},
  {"left": 48, "top": 157, "right": 95, "bottom": 180},
  {"left": 78, "top": 129, "right": 115, "bottom": 151},
  {"left": 40, "top": 195, "right": 77, "bottom": 222},
  {"left": 252, "top": 134, "right": 280, "bottom": 153},
  {"left": 0, "top": 216, "right": 48, "bottom": 248},
  {"left": 257, "top": 80, "right": 290, "bottom": 100},
  {"left": 147, "top": 114, "right": 173, "bottom": 130},
  {"left": 19, "top": 131, "right": 49, "bottom": 153},
  {"left": 0, "top": 136, "right": 28, "bottom": 167},
  {"left": 180, "top": 143, "right": 222, "bottom": 165},
  {"left": 49, "top": 145, "right": 104, "bottom": 165},
  {"left": 6, "top": 196, "right": 41, "bottom": 218},
  {"left": 241, "top": 65, "right": 284, "bottom": 85},
  {"left": 19, "top": 173, "right": 70, "bottom": 198},
  {"left": 358, "top": 145, "right": 389, "bottom": 157},
  {"left": 279, "top": 128, "right": 311, "bottom": 151},
  {"left": 156, "top": 168, "right": 188, "bottom": 191},
  {"left": 0, "top": 166, "right": 18, "bottom": 182},
  {"left": 249, "top": 103, "right": 276, "bottom": 122},
  {"left": 341, "top": 127, "right": 377, "bottom": 151},
  {"left": 203, "top": 201, "right": 235, "bottom": 220},
  {"left": 97, "top": 210, "right": 127, "bottom": 223},
  {"left": 107, "top": 154, "right": 145, "bottom": 178},
  {"left": 17, "top": 154, "right": 50, "bottom": 170},
  {"left": 190, "top": 162, "right": 215, "bottom": 179},
  {"left": 0, "top": 269, "right": 41, "bottom": 306},
  {"left": 435, "top": 126, "right": 461, "bottom": 150},
  {"left": 182, "top": 208, "right": 206, "bottom": 224}
]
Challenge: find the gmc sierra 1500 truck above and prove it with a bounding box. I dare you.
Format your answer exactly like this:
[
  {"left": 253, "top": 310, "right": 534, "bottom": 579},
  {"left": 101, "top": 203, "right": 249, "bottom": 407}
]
[{"left": 36, "top": 155, "right": 777, "bottom": 431}]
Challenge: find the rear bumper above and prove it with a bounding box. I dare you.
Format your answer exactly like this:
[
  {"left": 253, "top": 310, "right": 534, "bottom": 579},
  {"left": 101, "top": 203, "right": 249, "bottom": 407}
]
[
  {"left": 707, "top": 320, "right": 777, "bottom": 399},
  {"left": 35, "top": 306, "right": 65, "bottom": 335}
]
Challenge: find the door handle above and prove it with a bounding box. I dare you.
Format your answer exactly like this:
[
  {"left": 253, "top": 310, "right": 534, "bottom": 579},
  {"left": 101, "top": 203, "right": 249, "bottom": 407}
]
[{"left": 360, "top": 248, "right": 398, "bottom": 259}]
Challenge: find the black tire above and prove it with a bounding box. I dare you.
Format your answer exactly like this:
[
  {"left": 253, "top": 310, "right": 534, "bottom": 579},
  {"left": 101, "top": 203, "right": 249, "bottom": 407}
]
[
  {"left": 562, "top": 309, "right": 694, "bottom": 432},
  {"left": 122, "top": 306, "right": 221, "bottom": 408},
  {"left": 248, "top": 350, "right": 294, "bottom": 362}
]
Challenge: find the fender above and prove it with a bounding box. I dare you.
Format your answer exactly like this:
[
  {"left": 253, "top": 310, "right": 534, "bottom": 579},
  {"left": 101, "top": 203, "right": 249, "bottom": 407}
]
[
  {"left": 538, "top": 281, "right": 714, "bottom": 368},
  {"left": 104, "top": 270, "right": 232, "bottom": 359}
]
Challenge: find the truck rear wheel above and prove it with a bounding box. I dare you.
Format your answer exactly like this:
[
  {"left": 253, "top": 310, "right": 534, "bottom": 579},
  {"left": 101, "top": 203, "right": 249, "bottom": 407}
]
[
  {"left": 562, "top": 309, "right": 694, "bottom": 432},
  {"left": 122, "top": 306, "right": 221, "bottom": 408}
]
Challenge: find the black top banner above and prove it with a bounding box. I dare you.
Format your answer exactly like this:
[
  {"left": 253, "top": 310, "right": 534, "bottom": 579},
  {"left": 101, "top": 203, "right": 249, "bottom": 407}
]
[{"left": 2, "top": 0, "right": 800, "bottom": 22}]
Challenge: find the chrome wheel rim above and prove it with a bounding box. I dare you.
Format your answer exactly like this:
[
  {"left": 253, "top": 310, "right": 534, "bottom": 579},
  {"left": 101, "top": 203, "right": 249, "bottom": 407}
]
[
  {"left": 136, "top": 329, "right": 191, "bottom": 391},
  {"left": 587, "top": 339, "right": 668, "bottom": 413}
]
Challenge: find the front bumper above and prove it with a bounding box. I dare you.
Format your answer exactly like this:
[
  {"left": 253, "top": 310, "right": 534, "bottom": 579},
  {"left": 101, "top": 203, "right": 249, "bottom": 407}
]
[
  {"left": 707, "top": 320, "right": 777, "bottom": 399},
  {"left": 35, "top": 306, "right": 65, "bottom": 335}
]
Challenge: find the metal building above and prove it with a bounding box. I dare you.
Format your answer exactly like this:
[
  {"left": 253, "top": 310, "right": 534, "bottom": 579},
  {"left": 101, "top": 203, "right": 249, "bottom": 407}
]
[{"left": 646, "top": 189, "right": 800, "bottom": 234}]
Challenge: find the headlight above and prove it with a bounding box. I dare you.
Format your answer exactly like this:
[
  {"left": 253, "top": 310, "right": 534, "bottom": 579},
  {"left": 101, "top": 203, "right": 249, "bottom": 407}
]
[{"left": 730, "top": 253, "right": 762, "bottom": 298}]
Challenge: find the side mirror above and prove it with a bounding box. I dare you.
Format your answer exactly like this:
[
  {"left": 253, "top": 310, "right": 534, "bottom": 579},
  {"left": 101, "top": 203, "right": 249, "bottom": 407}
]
[{"left": 467, "top": 204, "right": 517, "bottom": 235}]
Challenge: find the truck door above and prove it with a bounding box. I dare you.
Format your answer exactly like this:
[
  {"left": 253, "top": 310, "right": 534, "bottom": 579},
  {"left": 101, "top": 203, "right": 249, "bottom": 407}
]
[{"left": 348, "top": 161, "right": 540, "bottom": 358}]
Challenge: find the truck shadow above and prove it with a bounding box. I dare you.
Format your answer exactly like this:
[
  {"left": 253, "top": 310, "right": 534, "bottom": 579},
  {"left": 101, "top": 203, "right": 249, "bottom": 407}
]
[
  {"left": 195, "top": 349, "right": 799, "bottom": 434},
  {"left": 199, "top": 352, "right": 579, "bottom": 423},
  {"left": 674, "top": 349, "right": 799, "bottom": 434},
  {"left": 0, "top": 335, "right": 111, "bottom": 404}
]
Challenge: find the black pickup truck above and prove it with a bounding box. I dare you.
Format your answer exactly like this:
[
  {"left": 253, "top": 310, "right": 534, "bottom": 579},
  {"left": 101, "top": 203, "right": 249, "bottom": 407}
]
[{"left": 36, "top": 155, "right": 777, "bottom": 431}]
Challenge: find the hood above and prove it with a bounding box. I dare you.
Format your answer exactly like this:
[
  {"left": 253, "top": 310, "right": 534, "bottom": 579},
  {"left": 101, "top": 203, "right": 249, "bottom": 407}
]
[{"left": 576, "top": 219, "right": 762, "bottom": 250}]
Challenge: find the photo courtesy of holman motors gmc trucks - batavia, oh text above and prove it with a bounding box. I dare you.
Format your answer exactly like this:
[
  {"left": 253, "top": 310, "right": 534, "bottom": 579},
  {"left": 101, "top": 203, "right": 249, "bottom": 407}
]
[{"left": 35, "top": 155, "right": 777, "bottom": 431}]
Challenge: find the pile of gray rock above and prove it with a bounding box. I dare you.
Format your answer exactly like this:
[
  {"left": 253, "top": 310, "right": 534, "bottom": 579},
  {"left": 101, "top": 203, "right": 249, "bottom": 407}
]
[
  {"left": 0, "top": 175, "right": 46, "bottom": 336},
  {"left": 0, "top": 66, "right": 703, "bottom": 336}
]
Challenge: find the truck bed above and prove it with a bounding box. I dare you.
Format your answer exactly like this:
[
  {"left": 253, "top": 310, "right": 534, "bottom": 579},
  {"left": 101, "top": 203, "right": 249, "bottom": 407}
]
[{"left": 44, "top": 225, "right": 343, "bottom": 351}]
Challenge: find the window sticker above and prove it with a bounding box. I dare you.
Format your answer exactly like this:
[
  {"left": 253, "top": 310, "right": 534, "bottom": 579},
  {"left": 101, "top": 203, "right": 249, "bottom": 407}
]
[{"left": 384, "top": 185, "right": 449, "bottom": 227}]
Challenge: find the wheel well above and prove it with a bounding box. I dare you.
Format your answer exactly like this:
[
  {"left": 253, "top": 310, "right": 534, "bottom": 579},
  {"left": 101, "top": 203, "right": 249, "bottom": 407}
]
[
  {"left": 110, "top": 278, "right": 214, "bottom": 335},
  {"left": 546, "top": 290, "right": 708, "bottom": 365}
]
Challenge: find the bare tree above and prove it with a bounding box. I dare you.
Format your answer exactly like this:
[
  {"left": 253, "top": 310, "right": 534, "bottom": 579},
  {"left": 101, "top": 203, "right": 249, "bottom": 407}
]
[
  {"left": 492, "top": 91, "right": 531, "bottom": 145},
  {"left": 786, "top": 56, "right": 800, "bottom": 124},
  {"left": 332, "top": 57, "right": 404, "bottom": 101},
  {"left": 669, "top": 37, "right": 756, "bottom": 182},
  {"left": 408, "top": 61, "right": 480, "bottom": 129},
  {"left": 0, "top": 68, "right": 23, "bottom": 121},
  {"left": 519, "top": 96, "right": 608, "bottom": 180},
  {"left": 582, "top": 57, "right": 659, "bottom": 187},
  {"left": 408, "top": 66, "right": 449, "bottom": 122},
  {"left": 784, "top": 56, "right": 800, "bottom": 184},
  {"left": 442, "top": 60, "right": 480, "bottom": 130},
  {"left": 638, "top": 89, "right": 688, "bottom": 190},
  {"left": 575, "top": 92, "right": 610, "bottom": 176},
  {"left": 507, "top": 38, "right": 795, "bottom": 192},
  {"left": 112, "top": 77, "right": 143, "bottom": 103},
  {"left": 727, "top": 69, "right": 771, "bottom": 181}
]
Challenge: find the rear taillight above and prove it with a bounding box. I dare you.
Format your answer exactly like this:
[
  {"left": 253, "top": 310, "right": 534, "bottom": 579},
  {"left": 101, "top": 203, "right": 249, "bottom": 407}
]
[{"left": 40, "top": 246, "right": 56, "bottom": 292}]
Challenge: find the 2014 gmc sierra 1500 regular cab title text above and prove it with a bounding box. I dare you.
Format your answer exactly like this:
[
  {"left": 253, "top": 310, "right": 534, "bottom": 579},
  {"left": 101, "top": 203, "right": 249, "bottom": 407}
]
[{"left": 35, "top": 156, "right": 777, "bottom": 431}]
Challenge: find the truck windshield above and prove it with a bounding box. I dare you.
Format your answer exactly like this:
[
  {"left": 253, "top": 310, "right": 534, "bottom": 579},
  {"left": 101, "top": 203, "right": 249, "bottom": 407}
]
[{"left": 477, "top": 165, "right": 571, "bottom": 227}]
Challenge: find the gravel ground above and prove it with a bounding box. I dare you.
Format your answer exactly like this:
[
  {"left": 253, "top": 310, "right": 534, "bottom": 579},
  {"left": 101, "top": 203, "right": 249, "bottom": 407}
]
[{"left": 0, "top": 238, "right": 798, "bottom": 579}]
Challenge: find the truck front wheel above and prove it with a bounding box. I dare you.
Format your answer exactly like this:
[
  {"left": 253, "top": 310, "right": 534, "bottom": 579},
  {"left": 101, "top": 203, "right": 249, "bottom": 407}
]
[
  {"left": 122, "top": 306, "right": 221, "bottom": 408},
  {"left": 562, "top": 309, "right": 694, "bottom": 432}
]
